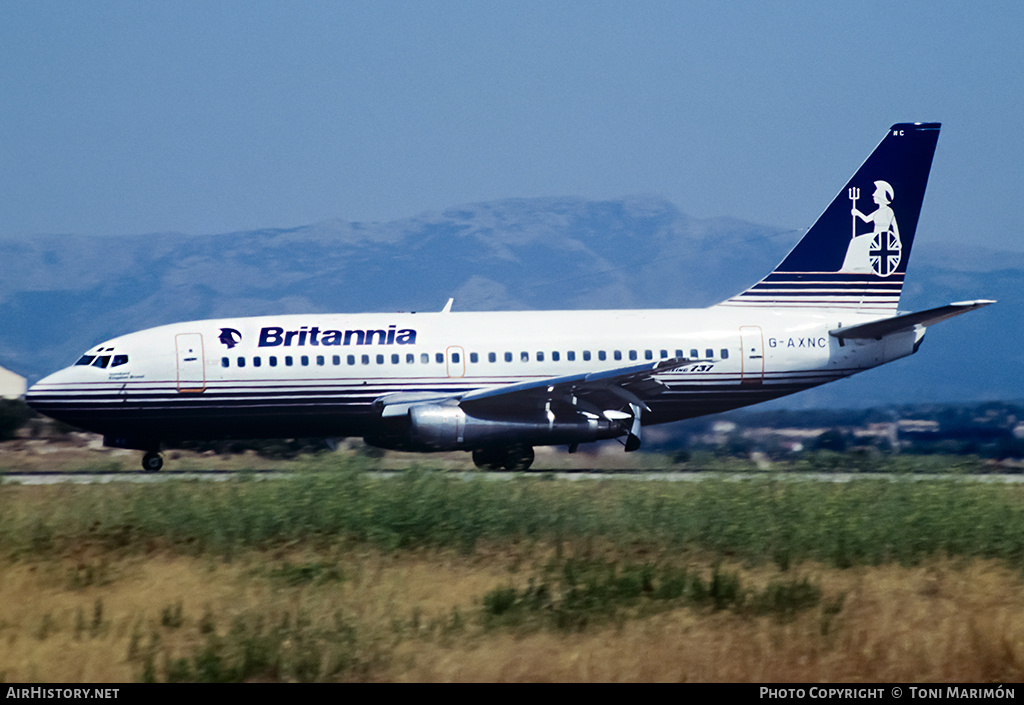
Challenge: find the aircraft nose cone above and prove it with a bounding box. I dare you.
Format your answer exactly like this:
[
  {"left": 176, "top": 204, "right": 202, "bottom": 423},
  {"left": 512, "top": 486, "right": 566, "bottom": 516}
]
[
  {"left": 23, "top": 369, "right": 73, "bottom": 417},
  {"left": 24, "top": 379, "right": 47, "bottom": 410}
]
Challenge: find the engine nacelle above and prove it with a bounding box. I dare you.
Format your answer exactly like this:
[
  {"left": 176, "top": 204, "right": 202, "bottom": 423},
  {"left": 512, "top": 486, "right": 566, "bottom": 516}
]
[{"left": 366, "top": 403, "right": 621, "bottom": 451}]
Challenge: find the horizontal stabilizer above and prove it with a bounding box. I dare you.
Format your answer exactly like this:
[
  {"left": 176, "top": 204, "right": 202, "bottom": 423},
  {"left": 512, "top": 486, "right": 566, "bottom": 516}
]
[{"left": 829, "top": 300, "right": 995, "bottom": 341}]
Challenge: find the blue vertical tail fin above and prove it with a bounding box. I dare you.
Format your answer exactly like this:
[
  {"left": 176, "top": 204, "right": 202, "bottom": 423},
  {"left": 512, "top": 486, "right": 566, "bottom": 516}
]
[{"left": 719, "top": 122, "right": 940, "bottom": 312}]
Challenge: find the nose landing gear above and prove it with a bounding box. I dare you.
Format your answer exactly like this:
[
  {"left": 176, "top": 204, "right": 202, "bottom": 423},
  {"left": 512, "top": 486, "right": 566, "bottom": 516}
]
[{"left": 141, "top": 451, "right": 164, "bottom": 472}]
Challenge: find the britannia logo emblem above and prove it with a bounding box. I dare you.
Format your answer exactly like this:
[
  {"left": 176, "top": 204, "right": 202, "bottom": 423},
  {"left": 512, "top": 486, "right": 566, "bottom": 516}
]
[
  {"left": 840, "top": 180, "right": 902, "bottom": 277},
  {"left": 219, "top": 328, "right": 242, "bottom": 349}
]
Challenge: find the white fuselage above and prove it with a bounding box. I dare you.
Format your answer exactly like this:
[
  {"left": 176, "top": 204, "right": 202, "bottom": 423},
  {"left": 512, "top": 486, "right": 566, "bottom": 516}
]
[{"left": 26, "top": 304, "right": 921, "bottom": 448}]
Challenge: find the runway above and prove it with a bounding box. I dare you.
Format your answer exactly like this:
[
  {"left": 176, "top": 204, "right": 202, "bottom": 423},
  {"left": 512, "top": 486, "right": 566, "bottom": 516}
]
[{"left": 4, "top": 468, "right": 1024, "bottom": 485}]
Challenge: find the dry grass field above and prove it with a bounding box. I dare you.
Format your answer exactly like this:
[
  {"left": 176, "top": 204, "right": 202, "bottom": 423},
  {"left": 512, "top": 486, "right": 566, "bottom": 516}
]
[
  {"left": 1, "top": 548, "right": 1023, "bottom": 682},
  {"left": 3, "top": 450, "right": 1024, "bottom": 682}
]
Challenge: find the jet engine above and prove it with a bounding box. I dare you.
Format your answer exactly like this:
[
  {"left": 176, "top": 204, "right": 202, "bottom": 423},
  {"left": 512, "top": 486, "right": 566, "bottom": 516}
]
[{"left": 365, "top": 403, "right": 621, "bottom": 452}]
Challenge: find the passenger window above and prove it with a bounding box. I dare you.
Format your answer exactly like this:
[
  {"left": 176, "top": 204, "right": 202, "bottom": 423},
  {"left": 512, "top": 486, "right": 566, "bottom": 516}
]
[
  {"left": 567, "top": 351, "right": 576, "bottom": 361},
  {"left": 552, "top": 351, "right": 560, "bottom": 362},
  {"left": 690, "top": 349, "right": 698, "bottom": 358},
  {"left": 628, "top": 350, "right": 637, "bottom": 361},
  {"left": 660, "top": 350, "right": 668, "bottom": 359},
  {"left": 583, "top": 351, "right": 591, "bottom": 361},
  {"left": 406, "top": 353, "right": 415, "bottom": 364},
  {"left": 376, "top": 354, "right": 384, "bottom": 364},
  {"left": 332, "top": 355, "right": 340, "bottom": 365},
  {"left": 362, "top": 355, "right": 370, "bottom": 365},
  {"left": 75, "top": 355, "right": 96, "bottom": 366},
  {"left": 598, "top": 351, "right": 606, "bottom": 361},
  {"left": 348, "top": 355, "right": 356, "bottom": 365},
  {"left": 720, "top": 349, "right": 729, "bottom": 359},
  {"left": 521, "top": 352, "right": 529, "bottom": 362},
  {"left": 391, "top": 354, "right": 399, "bottom": 364},
  {"left": 488, "top": 352, "right": 496, "bottom": 363},
  {"left": 270, "top": 356, "right": 278, "bottom": 367},
  {"left": 676, "top": 350, "right": 684, "bottom": 358},
  {"left": 504, "top": 352, "right": 513, "bottom": 363},
  {"left": 435, "top": 353, "right": 444, "bottom": 364},
  {"left": 614, "top": 351, "right": 622, "bottom": 361},
  {"left": 317, "top": 356, "right": 325, "bottom": 366},
  {"left": 221, "top": 357, "right": 229, "bottom": 368},
  {"left": 237, "top": 357, "right": 245, "bottom": 368},
  {"left": 421, "top": 353, "right": 429, "bottom": 364},
  {"left": 285, "top": 356, "right": 293, "bottom": 366},
  {"left": 706, "top": 349, "right": 713, "bottom": 358},
  {"left": 452, "top": 352, "right": 461, "bottom": 363},
  {"left": 645, "top": 350, "right": 653, "bottom": 360},
  {"left": 470, "top": 352, "right": 478, "bottom": 363},
  {"left": 253, "top": 357, "right": 261, "bottom": 367}
]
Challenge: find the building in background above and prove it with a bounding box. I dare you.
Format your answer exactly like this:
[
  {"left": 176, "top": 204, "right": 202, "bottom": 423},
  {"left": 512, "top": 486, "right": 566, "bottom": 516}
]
[{"left": 0, "top": 365, "right": 26, "bottom": 399}]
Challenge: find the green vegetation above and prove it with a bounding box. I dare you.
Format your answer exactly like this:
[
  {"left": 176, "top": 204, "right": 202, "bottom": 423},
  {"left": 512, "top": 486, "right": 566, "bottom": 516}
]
[
  {"left": 134, "top": 562, "right": 828, "bottom": 681},
  {"left": 481, "top": 559, "right": 825, "bottom": 631},
  {"left": 0, "top": 399, "right": 31, "bottom": 441},
  {"left": 139, "top": 605, "right": 380, "bottom": 683},
  {"left": 3, "top": 458, "right": 1024, "bottom": 569}
]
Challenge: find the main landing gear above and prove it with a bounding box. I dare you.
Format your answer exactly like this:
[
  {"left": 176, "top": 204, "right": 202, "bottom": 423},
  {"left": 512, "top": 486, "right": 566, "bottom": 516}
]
[
  {"left": 472, "top": 446, "right": 535, "bottom": 472},
  {"left": 141, "top": 451, "right": 164, "bottom": 472}
]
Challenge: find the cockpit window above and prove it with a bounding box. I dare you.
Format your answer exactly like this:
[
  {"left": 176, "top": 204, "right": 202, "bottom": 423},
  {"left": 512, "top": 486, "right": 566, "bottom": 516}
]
[
  {"left": 75, "top": 355, "right": 96, "bottom": 366},
  {"left": 92, "top": 355, "right": 111, "bottom": 369},
  {"left": 111, "top": 355, "right": 129, "bottom": 367}
]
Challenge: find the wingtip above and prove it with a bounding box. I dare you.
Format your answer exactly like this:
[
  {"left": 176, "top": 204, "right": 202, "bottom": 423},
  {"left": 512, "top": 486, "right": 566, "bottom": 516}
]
[{"left": 950, "top": 299, "right": 996, "bottom": 307}]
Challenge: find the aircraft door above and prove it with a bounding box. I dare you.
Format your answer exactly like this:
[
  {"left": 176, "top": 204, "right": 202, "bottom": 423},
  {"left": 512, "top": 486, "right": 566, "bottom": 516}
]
[
  {"left": 740, "top": 326, "right": 764, "bottom": 385},
  {"left": 175, "top": 333, "right": 206, "bottom": 393},
  {"left": 446, "top": 346, "right": 466, "bottom": 378}
]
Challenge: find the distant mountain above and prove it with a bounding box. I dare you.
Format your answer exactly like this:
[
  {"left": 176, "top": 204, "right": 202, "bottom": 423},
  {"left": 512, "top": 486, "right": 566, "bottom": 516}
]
[{"left": 0, "top": 196, "right": 1012, "bottom": 408}]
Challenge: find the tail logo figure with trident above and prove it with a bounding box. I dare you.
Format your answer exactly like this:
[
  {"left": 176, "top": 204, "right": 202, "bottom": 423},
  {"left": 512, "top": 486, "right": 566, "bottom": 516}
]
[{"left": 840, "top": 179, "right": 902, "bottom": 277}]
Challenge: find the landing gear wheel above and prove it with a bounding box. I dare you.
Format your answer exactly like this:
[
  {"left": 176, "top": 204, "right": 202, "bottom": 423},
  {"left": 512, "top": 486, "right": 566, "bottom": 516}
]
[
  {"left": 502, "top": 446, "right": 535, "bottom": 472},
  {"left": 472, "top": 448, "right": 505, "bottom": 471},
  {"left": 142, "top": 451, "right": 163, "bottom": 472},
  {"left": 472, "top": 446, "right": 535, "bottom": 471}
]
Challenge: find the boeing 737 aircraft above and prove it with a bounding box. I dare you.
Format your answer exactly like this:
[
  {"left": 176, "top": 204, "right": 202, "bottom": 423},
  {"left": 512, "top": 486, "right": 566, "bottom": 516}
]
[{"left": 26, "top": 123, "right": 993, "bottom": 471}]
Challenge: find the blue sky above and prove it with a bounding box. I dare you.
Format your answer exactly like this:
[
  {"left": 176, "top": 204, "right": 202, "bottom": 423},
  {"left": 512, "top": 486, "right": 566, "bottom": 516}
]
[{"left": 3, "top": 1, "right": 1022, "bottom": 251}]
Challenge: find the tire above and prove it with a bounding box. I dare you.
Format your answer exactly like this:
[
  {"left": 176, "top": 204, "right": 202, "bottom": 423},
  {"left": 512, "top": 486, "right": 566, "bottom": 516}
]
[
  {"left": 472, "top": 448, "right": 505, "bottom": 471},
  {"left": 502, "top": 446, "right": 535, "bottom": 472},
  {"left": 142, "top": 451, "right": 163, "bottom": 472}
]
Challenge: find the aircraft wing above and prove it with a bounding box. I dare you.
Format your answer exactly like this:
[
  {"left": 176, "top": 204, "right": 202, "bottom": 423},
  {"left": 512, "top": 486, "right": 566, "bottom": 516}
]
[
  {"left": 457, "top": 357, "right": 694, "bottom": 418},
  {"left": 829, "top": 299, "right": 995, "bottom": 341},
  {"left": 377, "top": 357, "right": 695, "bottom": 420}
]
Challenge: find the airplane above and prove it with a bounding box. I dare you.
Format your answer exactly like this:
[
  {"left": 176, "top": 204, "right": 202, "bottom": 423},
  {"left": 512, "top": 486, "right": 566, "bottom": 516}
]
[{"left": 25, "top": 123, "right": 994, "bottom": 472}]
